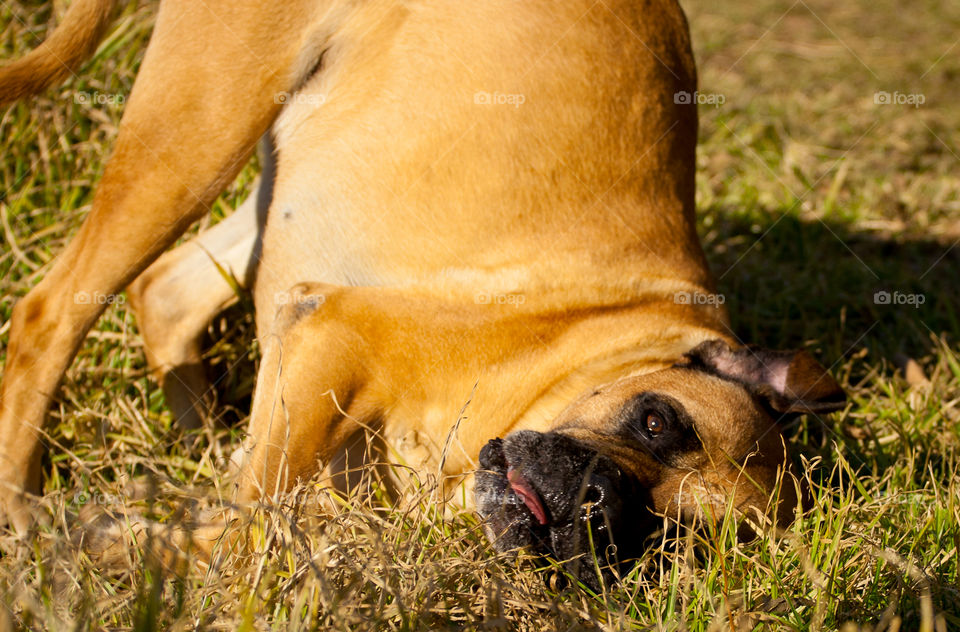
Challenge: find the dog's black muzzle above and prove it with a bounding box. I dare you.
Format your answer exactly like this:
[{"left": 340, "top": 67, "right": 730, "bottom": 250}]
[{"left": 475, "top": 430, "right": 653, "bottom": 588}]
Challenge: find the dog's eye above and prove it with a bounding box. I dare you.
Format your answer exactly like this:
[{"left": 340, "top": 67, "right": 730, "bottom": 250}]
[
  {"left": 645, "top": 412, "right": 665, "bottom": 436},
  {"left": 620, "top": 394, "right": 701, "bottom": 461}
]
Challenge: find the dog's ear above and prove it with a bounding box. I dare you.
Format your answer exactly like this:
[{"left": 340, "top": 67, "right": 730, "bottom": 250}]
[{"left": 683, "top": 339, "right": 846, "bottom": 415}]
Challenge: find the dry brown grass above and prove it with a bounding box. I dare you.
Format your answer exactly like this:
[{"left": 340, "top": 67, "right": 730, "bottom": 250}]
[{"left": 1, "top": 0, "right": 959, "bottom": 629}]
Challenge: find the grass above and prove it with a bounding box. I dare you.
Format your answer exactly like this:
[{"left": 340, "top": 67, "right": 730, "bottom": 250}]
[{"left": 1, "top": 0, "right": 959, "bottom": 629}]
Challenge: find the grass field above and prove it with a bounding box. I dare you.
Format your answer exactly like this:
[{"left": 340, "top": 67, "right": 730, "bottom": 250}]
[{"left": 1, "top": 0, "right": 959, "bottom": 629}]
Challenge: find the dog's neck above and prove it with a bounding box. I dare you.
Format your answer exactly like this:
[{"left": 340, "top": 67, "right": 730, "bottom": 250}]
[
  {"left": 509, "top": 303, "right": 735, "bottom": 432},
  {"left": 421, "top": 298, "right": 734, "bottom": 507},
  {"left": 406, "top": 296, "right": 732, "bottom": 479}
]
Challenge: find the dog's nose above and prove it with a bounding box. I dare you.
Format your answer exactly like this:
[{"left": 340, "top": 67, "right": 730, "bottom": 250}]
[
  {"left": 578, "top": 474, "right": 619, "bottom": 524},
  {"left": 581, "top": 475, "right": 610, "bottom": 504}
]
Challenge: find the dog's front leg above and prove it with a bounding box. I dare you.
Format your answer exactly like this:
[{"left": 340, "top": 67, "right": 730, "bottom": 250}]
[
  {"left": 231, "top": 284, "right": 370, "bottom": 506},
  {"left": 164, "top": 284, "right": 370, "bottom": 561},
  {"left": 0, "top": 0, "right": 318, "bottom": 531}
]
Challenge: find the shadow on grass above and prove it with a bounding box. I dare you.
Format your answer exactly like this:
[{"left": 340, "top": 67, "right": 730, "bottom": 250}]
[
  {"left": 703, "top": 207, "right": 959, "bottom": 447},
  {"left": 702, "top": 208, "right": 958, "bottom": 361}
]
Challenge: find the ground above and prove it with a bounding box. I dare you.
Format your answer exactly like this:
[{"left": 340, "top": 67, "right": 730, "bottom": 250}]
[{"left": 0, "top": 0, "right": 958, "bottom": 629}]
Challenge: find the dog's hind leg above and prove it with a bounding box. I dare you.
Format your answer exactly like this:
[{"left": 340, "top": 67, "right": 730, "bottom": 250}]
[
  {"left": 127, "top": 140, "right": 274, "bottom": 432},
  {"left": 0, "top": 0, "right": 318, "bottom": 531}
]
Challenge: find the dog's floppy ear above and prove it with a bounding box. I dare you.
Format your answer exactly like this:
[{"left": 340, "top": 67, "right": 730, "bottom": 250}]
[{"left": 682, "top": 339, "right": 846, "bottom": 415}]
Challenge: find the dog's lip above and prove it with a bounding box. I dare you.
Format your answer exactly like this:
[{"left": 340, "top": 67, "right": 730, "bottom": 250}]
[{"left": 506, "top": 466, "right": 548, "bottom": 525}]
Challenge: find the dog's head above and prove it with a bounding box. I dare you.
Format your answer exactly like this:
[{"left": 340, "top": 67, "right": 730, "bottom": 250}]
[{"left": 475, "top": 339, "right": 845, "bottom": 586}]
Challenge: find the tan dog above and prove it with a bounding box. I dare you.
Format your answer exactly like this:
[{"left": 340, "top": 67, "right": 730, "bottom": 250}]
[{"left": 0, "top": 0, "right": 844, "bottom": 582}]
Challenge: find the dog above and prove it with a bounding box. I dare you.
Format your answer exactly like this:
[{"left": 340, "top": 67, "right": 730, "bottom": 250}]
[{"left": 0, "top": 0, "right": 845, "bottom": 584}]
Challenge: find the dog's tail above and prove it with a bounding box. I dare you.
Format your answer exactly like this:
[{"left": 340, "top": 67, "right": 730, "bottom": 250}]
[{"left": 0, "top": 0, "right": 118, "bottom": 107}]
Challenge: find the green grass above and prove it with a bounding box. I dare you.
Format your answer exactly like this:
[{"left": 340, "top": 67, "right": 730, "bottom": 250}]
[{"left": 2, "top": 0, "right": 959, "bottom": 629}]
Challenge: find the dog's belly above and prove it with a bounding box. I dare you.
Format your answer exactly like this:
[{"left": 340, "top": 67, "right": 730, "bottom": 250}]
[{"left": 251, "top": 0, "right": 704, "bottom": 334}]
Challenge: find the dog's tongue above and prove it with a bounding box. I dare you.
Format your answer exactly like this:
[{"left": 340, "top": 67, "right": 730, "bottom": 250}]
[{"left": 507, "top": 466, "right": 548, "bottom": 525}]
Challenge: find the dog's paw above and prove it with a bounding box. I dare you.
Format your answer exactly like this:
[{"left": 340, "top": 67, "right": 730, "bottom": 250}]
[
  {"left": 75, "top": 504, "right": 190, "bottom": 573},
  {"left": 74, "top": 504, "right": 152, "bottom": 567}
]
